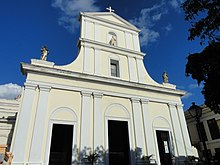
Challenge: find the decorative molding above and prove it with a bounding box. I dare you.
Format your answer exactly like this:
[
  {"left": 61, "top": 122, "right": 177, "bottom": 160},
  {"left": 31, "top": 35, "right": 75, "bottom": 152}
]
[
  {"left": 24, "top": 83, "right": 37, "bottom": 90},
  {"left": 26, "top": 79, "right": 183, "bottom": 105},
  {"left": 176, "top": 104, "right": 184, "bottom": 108},
  {"left": 79, "top": 38, "right": 145, "bottom": 58},
  {"left": 81, "top": 12, "right": 140, "bottom": 32},
  {"left": 22, "top": 63, "right": 185, "bottom": 97},
  {"left": 130, "top": 98, "right": 140, "bottom": 103},
  {"left": 168, "top": 103, "right": 177, "bottom": 107},
  {"left": 38, "top": 85, "right": 51, "bottom": 92},
  {"left": 93, "top": 92, "right": 103, "bottom": 98},
  {"left": 30, "top": 59, "right": 55, "bottom": 67},
  {"left": 140, "top": 99, "right": 149, "bottom": 104},
  {"left": 81, "top": 91, "right": 92, "bottom": 97}
]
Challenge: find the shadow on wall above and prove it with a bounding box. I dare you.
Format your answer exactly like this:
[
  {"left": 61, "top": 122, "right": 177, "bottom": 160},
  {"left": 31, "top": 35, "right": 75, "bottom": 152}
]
[{"left": 48, "top": 145, "right": 200, "bottom": 165}]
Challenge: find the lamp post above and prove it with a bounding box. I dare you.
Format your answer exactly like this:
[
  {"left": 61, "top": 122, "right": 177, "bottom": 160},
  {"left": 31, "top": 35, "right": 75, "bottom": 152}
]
[{"left": 188, "top": 102, "right": 210, "bottom": 164}]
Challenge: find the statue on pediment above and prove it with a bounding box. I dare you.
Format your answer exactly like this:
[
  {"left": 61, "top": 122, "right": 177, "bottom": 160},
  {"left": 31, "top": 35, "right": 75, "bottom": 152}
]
[
  {"left": 162, "top": 71, "right": 169, "bottom": 83},
  {"left": 40, "top": 46, "right": 49, "bottom": 61}
]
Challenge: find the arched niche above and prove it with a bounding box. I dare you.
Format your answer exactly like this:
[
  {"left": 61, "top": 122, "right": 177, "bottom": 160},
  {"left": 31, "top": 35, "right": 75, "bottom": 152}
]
[
  {"left": 108, "top": 32, "right": 117, "bottom": 46},
  {"left": 105, "top": 103, "right": 130, "bottom": 119},
  {"left": 50, "top": 107, "right": 77, "bottom": 122}
]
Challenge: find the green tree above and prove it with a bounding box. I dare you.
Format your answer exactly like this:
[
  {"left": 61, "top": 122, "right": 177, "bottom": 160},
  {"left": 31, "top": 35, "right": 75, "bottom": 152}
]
[
  {"left": 182, "top": 0, "right": 220, "bottom": 113},
  {"left": 182, "top": 0, "right": 220, "bottom": 44}
]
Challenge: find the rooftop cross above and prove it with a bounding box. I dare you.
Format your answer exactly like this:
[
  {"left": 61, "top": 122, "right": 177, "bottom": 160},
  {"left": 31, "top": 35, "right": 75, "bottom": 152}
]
[{"left": 106, "top": 6, "right": 115, "bottom": 12}]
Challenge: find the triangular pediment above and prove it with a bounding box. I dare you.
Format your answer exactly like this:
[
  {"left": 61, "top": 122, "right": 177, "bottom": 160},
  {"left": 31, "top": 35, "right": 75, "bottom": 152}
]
[{"left": 81, "top": 12, "right": 140, "bottom": 32}]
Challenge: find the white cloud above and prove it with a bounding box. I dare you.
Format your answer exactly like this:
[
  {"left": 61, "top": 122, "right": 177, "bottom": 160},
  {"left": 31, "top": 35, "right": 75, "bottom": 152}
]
[
  {"left": 182, "top": 92, "right": 193, "bottom": 99},
  {"left": 189, "top": 83, "right": 203, "bottom": 89},
  {"left": 169, "top": 0, "right": 178, "bottom": 9},
  {"left": 169, "top": 0, "right": 184, "bottom": 11},
  {"left": 164, "top": 24, "right": 172, "bottom": 32},
  {"left": 129, "top": 0, "right": 185, "bottom": 47},
  {"left": 129, "top": 1, "right": 168, "bottom": 47},
  {"left": 139, "top": 28, "right": 160, "bottom": 47},
  {"left": 52, "top": 0, "right": 100, "bottom": 33},
  {"left": 0, "top": 83, "right": 22, "bottom": 100},
  {"left": 51, "top": 0, "right": 184, "bottom": 46},
  {"left": 152, "top": 13, "right": 162, "bottom": 21},
  {"left": 176, "top": 85, "right": 185, "bottom": 89}
]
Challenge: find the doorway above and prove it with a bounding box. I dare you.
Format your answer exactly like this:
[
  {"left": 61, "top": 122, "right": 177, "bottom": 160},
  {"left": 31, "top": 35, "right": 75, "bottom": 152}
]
[
  {"left": 49, "top": 124, "right": 73, "bottom": 165},
  {"left": 108, "top": 120, "right": 130, "bottom": 165},
  {"left": 156, "top": 130, "right": 172, "bottom": 165}
]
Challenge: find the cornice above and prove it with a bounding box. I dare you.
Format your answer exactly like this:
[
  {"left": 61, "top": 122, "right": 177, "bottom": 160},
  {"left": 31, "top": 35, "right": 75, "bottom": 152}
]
[
  {"left": 0, "top": 99, "right": 20, "bottom": 108},
  {"left": 79, "top": 38, "right": 145, "bottom": 58},
  {"left": 21, "top": 62, "right": 185, "bottom": 97},
  {"left": 80, "top": 12, "right": 140, "bottom": 32}
]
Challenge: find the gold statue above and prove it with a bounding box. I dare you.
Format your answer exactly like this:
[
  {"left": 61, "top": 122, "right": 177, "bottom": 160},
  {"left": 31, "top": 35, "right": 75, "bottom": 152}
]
[{"left": 40, "top": 46, "right": 49, "bottom": 61}]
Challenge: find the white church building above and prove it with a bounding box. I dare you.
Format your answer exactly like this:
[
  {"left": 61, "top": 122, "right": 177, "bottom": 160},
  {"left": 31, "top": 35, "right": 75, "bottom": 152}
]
[{"left": 10, "top": 11, "right": 195, "bottom": 165}]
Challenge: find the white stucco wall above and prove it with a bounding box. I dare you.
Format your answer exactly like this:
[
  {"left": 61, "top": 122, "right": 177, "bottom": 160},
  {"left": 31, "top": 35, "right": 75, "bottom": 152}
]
[{"left": 11, "top": 12, "right": 192, "bottom": 165}]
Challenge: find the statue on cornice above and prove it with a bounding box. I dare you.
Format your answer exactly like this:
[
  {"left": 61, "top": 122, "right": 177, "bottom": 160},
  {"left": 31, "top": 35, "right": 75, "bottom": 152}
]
[
  {"left": 40, "top": 46, "right": 49, "bottom": 61},
  {"left": 109, "top": 36, "right": 117, "bottom": 46},
  {"left": 162, "top": 71, "right": 169, "bottom": 83}
]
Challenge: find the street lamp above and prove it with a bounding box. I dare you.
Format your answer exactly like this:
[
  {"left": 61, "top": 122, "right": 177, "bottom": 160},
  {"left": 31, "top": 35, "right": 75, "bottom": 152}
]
[{"left": 188, "top": 102, "right": 210, "bottom": 164}]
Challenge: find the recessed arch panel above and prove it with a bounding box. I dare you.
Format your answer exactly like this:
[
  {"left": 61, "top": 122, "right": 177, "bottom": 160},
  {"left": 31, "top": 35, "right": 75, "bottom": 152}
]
[
  {"left": 105, "top": 103, "right": 130, "bottom": 119},
  {"left": 50, "top": 107, "right": 77, "bottom": 122},
  {"left": 153, "top": 116, "right": 171, "bottom": 129}
]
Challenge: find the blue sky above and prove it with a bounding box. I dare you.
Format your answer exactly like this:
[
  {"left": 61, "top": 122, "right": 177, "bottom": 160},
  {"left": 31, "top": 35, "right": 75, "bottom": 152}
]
[{"left": 0, "top": 0, "right": 206, "bottom": 110}]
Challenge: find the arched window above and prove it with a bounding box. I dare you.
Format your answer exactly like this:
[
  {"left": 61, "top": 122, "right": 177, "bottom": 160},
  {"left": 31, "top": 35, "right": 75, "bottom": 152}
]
[{"left": 108, "top": 32, "right": 117, "bottom": 46}]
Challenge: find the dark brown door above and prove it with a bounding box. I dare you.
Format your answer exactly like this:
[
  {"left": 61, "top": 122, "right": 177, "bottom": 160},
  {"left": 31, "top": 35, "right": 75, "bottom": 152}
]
[
  {"left": 108, "top": 120, "right": 130, "bottom": 165},
  {"left": 49, "top": 124, "right": 73, "bottom": 165},
  {"left": 156, "top": 130, "right": 172, "bottom": 165}
]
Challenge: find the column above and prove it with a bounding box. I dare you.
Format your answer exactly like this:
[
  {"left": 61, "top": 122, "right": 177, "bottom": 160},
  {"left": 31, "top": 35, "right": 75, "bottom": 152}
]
[
  {"left": 176, "top": 104, "right": 193, "bottom": 155},
  {"left": 168, "top": 103, "right": 186, "bottom": 156},
  {"left": 131, "top": 98, "right": 146, "bottom": 158},
  {"left": 93, "top": 92, "right": 104, "bottom": 164},
  {"left": 12, "top": 83, "right": 37, "bottom": 164},
  {"left": 28, "top": 85, "right": 51, "bottom": 164},
  {"left": 80, "top": 91, "right": 92, "bottom": 154},
  {"left": 141, "top": 99, "right": 155, "bottom": 156}
]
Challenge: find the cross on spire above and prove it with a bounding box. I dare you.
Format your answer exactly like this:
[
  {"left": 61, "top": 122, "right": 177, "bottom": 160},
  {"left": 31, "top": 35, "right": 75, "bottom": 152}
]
[{"left": 106, "top": 6, "right": 115, "bottom": 12}]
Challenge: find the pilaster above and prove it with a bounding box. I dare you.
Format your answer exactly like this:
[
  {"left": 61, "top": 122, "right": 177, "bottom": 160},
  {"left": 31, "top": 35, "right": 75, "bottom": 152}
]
[
  {"left": 83, "top": 46, "right": 91, "bottom": 73},
  {"left": 128, "top": 57, "right": 138, "bottom": 82},
  {"left": 136, "top": 58, "right": 144, "bottom": 83},
  {"left": 93, "top": 92, "right": 104, "bottom": 164},
  {"left": 12, "top": 83, "right": 37, "bottom": 164},
  {"left": 80, "top": 91, "right": 92, "bottom": 154},
  {"left": 85, "top": 20, "right": 91, "bottom": 40},
  {"left": 176, "top": 104, "right": 193, "bottom": 155},
  {"left": 94, "top": 23, "right": 100, "bottom": 42},
  {"left": 141, "top": 99, "right": 155, "bottom": 156},
  {"left": 168, "top": 103, "right": 186, "bottom": 156},
  {"left": 131, "top": 98, "right": 146, "bottom": 158},
  {"left": 28, "top": 85, "right": 51, "bottom": 164},
  {"left": 94, "top": 48, "right": 101, "bottom": 75}
]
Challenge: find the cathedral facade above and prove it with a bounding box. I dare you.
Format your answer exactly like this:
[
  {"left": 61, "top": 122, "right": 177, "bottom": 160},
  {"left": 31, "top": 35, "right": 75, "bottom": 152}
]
[{"left": 11, "top": 11, "right": 194, "bottom": 165}]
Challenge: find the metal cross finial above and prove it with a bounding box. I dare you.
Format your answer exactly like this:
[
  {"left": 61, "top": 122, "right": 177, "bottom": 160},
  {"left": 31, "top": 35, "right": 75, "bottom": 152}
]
[{"left": 106, "top": 6, "right": 115, "bottom": 12}]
